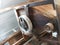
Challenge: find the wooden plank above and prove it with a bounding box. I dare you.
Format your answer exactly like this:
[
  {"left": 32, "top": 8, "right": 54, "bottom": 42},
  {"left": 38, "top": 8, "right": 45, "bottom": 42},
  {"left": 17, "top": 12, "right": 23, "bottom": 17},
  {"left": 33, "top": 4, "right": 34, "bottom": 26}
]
[
  {"left": 32, "top": 4, "right": 56, "bottom": 19},
  {"left": 0, "top": 31, "right": 22, "bottom": 45}
]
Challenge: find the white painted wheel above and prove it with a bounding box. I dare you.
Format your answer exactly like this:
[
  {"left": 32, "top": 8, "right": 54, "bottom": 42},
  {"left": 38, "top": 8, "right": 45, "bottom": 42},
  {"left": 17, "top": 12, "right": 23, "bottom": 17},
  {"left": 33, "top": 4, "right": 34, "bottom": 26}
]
[{"left": 19, "top": 15, "right": 33, "bottom": 35}]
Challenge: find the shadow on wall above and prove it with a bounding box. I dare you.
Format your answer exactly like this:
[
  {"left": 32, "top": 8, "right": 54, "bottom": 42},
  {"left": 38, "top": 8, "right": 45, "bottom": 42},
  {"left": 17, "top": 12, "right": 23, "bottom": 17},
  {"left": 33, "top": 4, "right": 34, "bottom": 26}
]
[{"left": 0, "top": 0, "right": 26, "bottom": 9}]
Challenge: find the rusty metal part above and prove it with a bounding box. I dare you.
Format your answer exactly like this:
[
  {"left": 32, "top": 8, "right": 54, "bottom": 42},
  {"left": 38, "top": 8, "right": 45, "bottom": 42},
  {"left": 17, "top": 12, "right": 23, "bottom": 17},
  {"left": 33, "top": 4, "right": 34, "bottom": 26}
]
[
  {"left": 44, "top": 23, "right": 54, "bottom": 33},
  {"left": 27, "top": 0, "right": 54, "bottom": 7}
]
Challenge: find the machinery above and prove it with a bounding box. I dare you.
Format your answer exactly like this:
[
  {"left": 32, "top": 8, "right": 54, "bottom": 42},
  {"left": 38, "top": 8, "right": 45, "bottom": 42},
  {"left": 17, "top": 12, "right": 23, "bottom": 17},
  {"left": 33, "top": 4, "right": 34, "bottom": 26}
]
[
  {"left": 0, "top": 0, "right": 60, "bottom": 45},
  {"left": 14, "top": 0, "right": 60, "bottom": 45}
]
